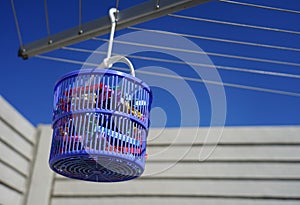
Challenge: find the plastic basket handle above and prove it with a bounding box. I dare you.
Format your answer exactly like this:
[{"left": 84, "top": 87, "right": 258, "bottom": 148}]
[{"left": 102, "top": 55, "right": 136, "bottom": 77}]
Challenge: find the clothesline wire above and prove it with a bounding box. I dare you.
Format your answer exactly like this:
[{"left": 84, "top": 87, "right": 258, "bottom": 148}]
[
  {"left": 93, "top": 36, "right": 300, "bottom": 68},
  {"left": 128, "top": 26, "right": 300, "bottom": 53},
  {"left": 34, "top": 54, "right": 300, "bottom": 98},
  {"left": 44, "top": 0, "right": 52, "bottom": 43},
  {"left": 10, "top": 0, "right": 24, "bottom": 49},
  {"left": 115, "top": 0, "right": 120, "bottom": 10},
  {"left": 79, "top": 0, "right": 83, "bottom": 33},
  {"left": 219, "top": 0, "right": 300, "bottom": 15},
  {"left": 61, "top": 46, "right": 300, "bottom": 79},
  {"left": 169, "top": 14, "right": 300, "bottom": 36},
  {"left": 92, "top": 38, "right": 300, "bottom": 78}
]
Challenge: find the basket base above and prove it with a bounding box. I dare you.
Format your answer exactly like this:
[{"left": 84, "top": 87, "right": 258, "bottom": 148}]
[{"left": 49, "top": 153, "right": 144, "bottom": 182}]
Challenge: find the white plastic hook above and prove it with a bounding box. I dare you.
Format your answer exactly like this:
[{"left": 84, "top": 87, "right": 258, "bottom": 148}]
[
  {"left": 105, "top": 8, "right": 118, "bottom": 63},
  {"left": 100, "top": 8, "right": 136, "bottom": 77}
]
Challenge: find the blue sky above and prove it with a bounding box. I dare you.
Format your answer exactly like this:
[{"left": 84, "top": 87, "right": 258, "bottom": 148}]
[{"left": 1, "top": 0, "right": 300, "bottom": 127}]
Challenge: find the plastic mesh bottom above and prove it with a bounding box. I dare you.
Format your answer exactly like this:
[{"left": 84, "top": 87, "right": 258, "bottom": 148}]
[{"left": 50, "top": 153, "right": 143, "bottom": 182}]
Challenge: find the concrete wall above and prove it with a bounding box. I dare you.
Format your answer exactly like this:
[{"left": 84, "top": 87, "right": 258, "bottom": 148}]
[
  {"left": 51, "top": 126, "right": 300, "bottom": 205},
  {"left": 1, "top": 96, "right": 300, "bottom": 205}
]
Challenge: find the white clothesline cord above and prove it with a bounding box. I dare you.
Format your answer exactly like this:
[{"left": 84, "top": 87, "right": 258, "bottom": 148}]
[
  {"left": 128, "top": 27, "right": 300, "bottom": 53},
  {"left": 122, "top": 29, "right": 300, "bottom": 68},
  {"left": 34, "top": 54, "right": 300, "bottom": 98},
  {"left": 92, "top": 38, "right": 300, "bottom": 79},
  {"left": 62, "top": 46, "right": 300, "bottom": 79},
  {"left": 169, "top": 14, "right": 300, "bottom": 35},
  {"left": 219, "top": 0, "right": 300, "bottom": 15}
]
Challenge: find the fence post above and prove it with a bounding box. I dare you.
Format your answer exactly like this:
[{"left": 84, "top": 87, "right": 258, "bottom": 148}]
[{"left": 25, "top": 125, "right": 54, "bottom": 205}]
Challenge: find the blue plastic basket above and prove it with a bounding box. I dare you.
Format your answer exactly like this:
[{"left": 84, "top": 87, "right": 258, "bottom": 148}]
[{"left": 49, "top": 69, "right": 152, "bottom": 182}]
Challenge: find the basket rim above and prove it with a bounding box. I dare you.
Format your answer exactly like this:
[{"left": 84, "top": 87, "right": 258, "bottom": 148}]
[{"left": 54, "top": 68, "right": 152, "bottom": 93}]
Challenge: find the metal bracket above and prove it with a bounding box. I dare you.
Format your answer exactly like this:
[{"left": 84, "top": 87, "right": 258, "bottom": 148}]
[{"left": 18, "top": 0, "right": 211, "bottom": 59}]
